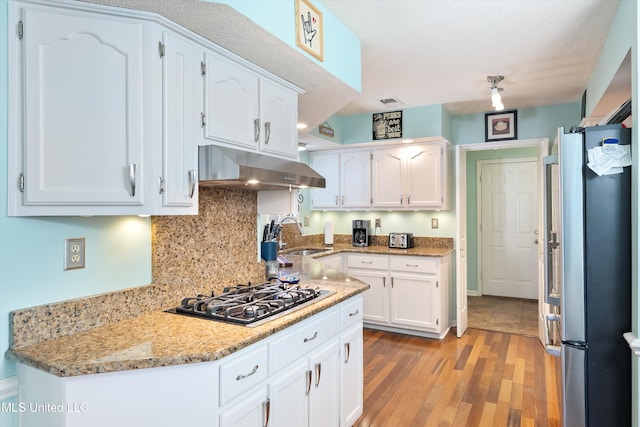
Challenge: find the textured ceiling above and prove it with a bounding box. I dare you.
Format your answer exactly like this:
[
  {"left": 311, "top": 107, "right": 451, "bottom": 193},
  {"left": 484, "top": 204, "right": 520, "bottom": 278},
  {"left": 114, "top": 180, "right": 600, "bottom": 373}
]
[
  {"left": 321, "top": 0, "right": 623, "bottom": 116},
  {"left": 79, "top": 0, "right": 628, "bottom": 149}
]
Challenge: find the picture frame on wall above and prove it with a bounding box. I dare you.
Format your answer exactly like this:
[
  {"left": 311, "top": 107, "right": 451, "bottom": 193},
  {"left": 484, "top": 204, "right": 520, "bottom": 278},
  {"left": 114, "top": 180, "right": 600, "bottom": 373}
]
[
  {"left": 485, "top": 110, "right": 518, "bottom": 141},
  {"left": 295, "top": 0, "right": 324, "bottom": 61}
]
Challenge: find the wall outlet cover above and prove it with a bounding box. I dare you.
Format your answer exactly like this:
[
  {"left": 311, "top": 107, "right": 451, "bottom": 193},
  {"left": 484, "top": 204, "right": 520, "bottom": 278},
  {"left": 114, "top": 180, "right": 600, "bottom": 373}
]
[
  {"left": 431, "top": 218, "right": 439, "bottom": 229},
  {"left": 65, "top": 237, "right": 85, "bottom": 270}
]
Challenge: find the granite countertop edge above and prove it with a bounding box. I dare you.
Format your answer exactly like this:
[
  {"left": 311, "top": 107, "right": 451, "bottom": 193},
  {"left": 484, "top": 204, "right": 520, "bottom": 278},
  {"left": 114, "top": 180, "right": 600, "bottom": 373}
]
[{"left": 5, "top": 275, "right": 368, "bottom": 378}]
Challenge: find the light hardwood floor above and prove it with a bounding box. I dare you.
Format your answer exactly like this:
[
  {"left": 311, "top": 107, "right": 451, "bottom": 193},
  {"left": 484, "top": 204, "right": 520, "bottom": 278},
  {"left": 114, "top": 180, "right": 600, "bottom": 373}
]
[{"left": 354, "top": 328, "right": 560, "bottom": 427}]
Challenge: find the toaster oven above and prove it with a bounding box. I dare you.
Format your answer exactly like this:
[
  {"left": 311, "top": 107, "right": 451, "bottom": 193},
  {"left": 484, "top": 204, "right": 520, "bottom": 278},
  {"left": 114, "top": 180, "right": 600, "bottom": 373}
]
[{"left": 388, "top": 232, "right": 414, "bottom": 249}]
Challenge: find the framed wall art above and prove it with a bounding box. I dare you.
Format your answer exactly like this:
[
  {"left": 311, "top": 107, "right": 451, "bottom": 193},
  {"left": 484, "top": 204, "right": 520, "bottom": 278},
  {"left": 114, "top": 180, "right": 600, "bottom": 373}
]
[
  {"left": 295, "top": 0, "right": 324, "bottom": 61},
  {"left": 485, "top": 110, "right": 518, "bottom": 141},
  {"left": 373, "top": 111, "right": 403, "bottom": 140}
]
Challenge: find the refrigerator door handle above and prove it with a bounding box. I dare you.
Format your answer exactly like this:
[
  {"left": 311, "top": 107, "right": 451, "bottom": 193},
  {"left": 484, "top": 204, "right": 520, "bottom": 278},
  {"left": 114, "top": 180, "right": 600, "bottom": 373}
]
[
  {"left": 543, "top": 154, "right": 561, "bottom": 307},
  {"left": 544, "top": 313, "right": 561, "bottom": 357}
]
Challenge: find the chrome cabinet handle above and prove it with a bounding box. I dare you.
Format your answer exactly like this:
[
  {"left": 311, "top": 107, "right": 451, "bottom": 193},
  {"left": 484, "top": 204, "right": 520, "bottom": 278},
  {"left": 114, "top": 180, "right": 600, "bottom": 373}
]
[
  {"left": 391, "top": 277, "right": 394, "bottom": 288},
  {"left": 264, "top": 121, "right": 271, "bottom": 144},
  {"left": 341, "top": 195, "right": 345, "bottom": 205},
  {"left": 400, "top": 194, "right": 403, "bottom": 204},
  {"left": 406, "top": 264, "right": 419, "bottom": 268},
  {"left": 236, "top": 364, "right": 259, "bottom": 381},
  {"left": 361, "top": 260, "right": 373, "bottom": 264},
  {"left": 304, "top": 332, "right": 318, "bottom": 343},
  {"left": 383, "top": 276, "right": 386, "bottom": 287},
  {"left": 188, "top": 169, "right": 197, "bottom": 199},
  {"left": 348, "top": 309, "right": 359, "bottom": 317},
  {"left": 344, "top": 342, "right": 351, "bottom": 363},
  {"left": 407, "top": 194, "right": 411, "bottom": 204},
  {"left": 254, "top": 118, "right": 260, "bottom": 142},
  {"left": 305, "top": 370, "right": 312, "bottom": 395},
  {"left": 158, "top": 177, "right": 165, "bottom": 195},
  {"left": 262, "top": 399, "right": 270, "bottom": 427},
  {"left": 335, "top": 195, "right": 339, "bottom": 206},
  {"left": 314, "top": 363, "right": 321, "bottom": 388},
  {"left": 201, "top": 112, "right": 205, "bottom": 128},
  {"left": 128, "top": 164, "right": 137, "bottom": 197}
]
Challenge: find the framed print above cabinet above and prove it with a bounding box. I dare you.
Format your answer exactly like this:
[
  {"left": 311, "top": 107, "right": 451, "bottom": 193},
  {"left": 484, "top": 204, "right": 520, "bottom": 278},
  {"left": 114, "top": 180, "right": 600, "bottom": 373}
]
[
  {"left": 295, "top": 0, "right": 324, "bottom": 61},
  {"left": 485, "top": 110, "right": 517, "bottom": 141}
]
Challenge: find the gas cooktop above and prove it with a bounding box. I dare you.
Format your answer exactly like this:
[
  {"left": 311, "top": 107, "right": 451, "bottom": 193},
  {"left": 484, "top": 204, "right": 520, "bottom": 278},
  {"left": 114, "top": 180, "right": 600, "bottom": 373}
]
[{"left": 166, "top": 280, "right": 335, "bottom": 327}]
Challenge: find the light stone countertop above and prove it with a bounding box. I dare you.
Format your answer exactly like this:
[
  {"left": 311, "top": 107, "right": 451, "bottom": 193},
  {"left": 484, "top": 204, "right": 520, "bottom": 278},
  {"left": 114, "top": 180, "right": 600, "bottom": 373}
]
[
  {"left": 288, "top": 243, "right": 455, "bottom": 258},
  {"left": 6, "top": 256, "right": 367, "bottom": 377}
]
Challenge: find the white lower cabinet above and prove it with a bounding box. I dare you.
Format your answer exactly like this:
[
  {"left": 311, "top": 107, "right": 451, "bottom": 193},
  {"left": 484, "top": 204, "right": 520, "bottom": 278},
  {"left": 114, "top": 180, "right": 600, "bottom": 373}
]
[
  {"left": 17, "top": 296, "right": 363, "bottom": 427},
  {"left": 349, "top": 254, "right": 451, "bottom": 339}
]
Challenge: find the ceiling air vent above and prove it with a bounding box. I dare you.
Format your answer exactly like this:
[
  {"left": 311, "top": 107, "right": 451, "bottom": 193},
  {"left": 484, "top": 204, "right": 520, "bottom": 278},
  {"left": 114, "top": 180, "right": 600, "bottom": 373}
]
[{"left": 379, "top": 97, "right": 402, "bottom": 105}]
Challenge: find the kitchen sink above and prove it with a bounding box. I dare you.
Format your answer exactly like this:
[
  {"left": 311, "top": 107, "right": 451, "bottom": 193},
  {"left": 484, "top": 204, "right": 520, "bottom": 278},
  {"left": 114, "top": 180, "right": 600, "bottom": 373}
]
[{"left": 285, "top": 248, "right": 331, "bottom": 256}]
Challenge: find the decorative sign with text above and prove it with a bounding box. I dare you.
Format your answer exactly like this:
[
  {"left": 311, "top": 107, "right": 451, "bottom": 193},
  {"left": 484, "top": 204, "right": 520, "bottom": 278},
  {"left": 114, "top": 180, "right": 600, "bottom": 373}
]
[{"left": 372, "top": 111, "right": 403, "bottom": 140}]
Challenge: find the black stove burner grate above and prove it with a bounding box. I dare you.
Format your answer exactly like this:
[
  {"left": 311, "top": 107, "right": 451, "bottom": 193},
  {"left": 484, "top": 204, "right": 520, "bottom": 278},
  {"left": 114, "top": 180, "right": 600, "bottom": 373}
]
[{"left": 169, "top": 280, "right": 328, "bottom": 326}]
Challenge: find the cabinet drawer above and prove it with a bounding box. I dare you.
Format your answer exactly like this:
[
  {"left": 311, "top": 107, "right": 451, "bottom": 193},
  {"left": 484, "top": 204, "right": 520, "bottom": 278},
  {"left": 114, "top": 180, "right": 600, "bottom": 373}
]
[
  {"left": 389, "top": 256, "right": 438, "bottom": 274},
  {"left": 219, "top": 343, "right": 268, "bottom": 405},
  {"left": 347, "top": 254, "right": 389, "bottom": 270},
  {"left": 269, "top": 309, "right": 340, "bottom": 374},
  {"left": 341, "top": 297, "right": 363, "bottom": 330}
]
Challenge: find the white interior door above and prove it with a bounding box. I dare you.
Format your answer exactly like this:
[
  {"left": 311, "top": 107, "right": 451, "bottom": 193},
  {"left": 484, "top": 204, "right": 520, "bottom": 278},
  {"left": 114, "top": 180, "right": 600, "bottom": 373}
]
[
  {"left": 455, "top": 146, "right": 468, "bottom": 337},
  {"left": 479, "top": 159, "right": 539, "bottom": 299}
]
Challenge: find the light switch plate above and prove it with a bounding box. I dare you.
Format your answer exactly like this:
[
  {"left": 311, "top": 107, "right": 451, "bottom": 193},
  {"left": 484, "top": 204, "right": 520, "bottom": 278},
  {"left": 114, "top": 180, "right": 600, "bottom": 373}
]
[{"left": 65, "top": 237, "right": 85, "bottom": 270}]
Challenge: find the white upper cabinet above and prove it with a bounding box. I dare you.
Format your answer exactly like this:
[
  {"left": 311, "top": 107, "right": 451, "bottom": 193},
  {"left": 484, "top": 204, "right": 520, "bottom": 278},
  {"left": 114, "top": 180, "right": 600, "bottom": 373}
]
[
  {"left": 310, "top": 150, "right": 371, "bottom": 210},
  {"left": 259, "top": 78, "right": 299, "bottom": 157},
  {"left": 153, "top": 29, "right": 199, "bottom": 214},
  {"left": 202, "top": 52, "right": 299, "bottom": 159},
  {"left": 203, "top": 52, "right": 260, "bottom": 150},
  {"left": 372, "top": 142, "right": 450, "bottom": 210},
  {"left": 9, "top": 3, "right": 146, "bottom": 215}
]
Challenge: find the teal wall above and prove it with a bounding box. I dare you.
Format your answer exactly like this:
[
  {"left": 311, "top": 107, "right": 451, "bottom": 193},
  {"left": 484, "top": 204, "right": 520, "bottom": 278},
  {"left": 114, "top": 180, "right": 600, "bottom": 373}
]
[{"left": 211, "top": 0, "right": 361, "bottom": 92}]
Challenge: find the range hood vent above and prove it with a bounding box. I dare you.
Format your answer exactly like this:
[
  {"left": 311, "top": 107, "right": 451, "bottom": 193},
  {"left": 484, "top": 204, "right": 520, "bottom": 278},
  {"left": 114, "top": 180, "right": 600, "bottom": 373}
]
[{"left": 198, "top": 145, "right": 326, "bottom": 190}]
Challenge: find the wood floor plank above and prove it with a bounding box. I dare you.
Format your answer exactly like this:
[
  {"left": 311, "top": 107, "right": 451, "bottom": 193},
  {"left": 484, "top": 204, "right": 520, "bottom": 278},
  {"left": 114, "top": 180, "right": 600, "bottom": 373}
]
[{"left": 354, "top": 327, "right": 560, "bottom": 427}]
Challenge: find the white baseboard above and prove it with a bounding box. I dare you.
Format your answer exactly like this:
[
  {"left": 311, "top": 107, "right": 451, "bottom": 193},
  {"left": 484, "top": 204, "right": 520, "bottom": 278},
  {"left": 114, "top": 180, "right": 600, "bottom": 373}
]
[{"left": 467, "top": 290, "right": 478, "bottom": 296}]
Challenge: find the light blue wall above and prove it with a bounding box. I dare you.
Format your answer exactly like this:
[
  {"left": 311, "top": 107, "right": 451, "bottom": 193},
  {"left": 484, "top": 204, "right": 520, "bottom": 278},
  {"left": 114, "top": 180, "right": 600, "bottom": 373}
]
[
  {"left": 0, "top": 0, "right": 152, "bottom": 383},
  {"left": 211, "top": 0, "right": 361, "bottom": 92}
]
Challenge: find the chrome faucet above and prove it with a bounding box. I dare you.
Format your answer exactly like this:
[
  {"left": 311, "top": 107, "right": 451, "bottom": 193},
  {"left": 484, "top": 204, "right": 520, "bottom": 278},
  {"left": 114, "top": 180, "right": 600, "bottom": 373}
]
[{"left": 279, "top": 214, "right": 304, "bottom": 251}]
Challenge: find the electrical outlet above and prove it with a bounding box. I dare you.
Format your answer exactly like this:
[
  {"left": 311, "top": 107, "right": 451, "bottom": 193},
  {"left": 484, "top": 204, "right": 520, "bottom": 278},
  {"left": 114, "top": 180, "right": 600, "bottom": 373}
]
[
  {"left": 375, "top": 217, "right": 382, "bottom": 228},
  {"left": 431, "top": 218, "right": 439, "bottom": 229},
  {"left": 65, "top": 238, "right": 85, "bottom": 270}
]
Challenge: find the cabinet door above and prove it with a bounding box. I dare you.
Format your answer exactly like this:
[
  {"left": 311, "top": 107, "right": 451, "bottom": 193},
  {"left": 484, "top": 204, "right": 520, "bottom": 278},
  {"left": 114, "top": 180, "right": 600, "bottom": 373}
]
[
  {"left": 269, "top": 359, "right": 309, "bottom": 427},
  {"left": 21, "top": 6, "right": 144, "bottom": 206},
  {"left": 203, "top": 52, "right": 259, "bottom": 149},
  {"left": 341, "top": 324, "right": 364, "bottom": 426},
  {"left": 350, "top": 270, "right": 389, "bottom": 324},
  {"left": 372, "top": 148, "right": 404, "bottom": 208},
  {"left": 405, "top": 143, "right": 443, "bottom": 208},
  {"left": 310, "top": 152, "right": 340, "bottom": 209},
  {"left": 308, "top": 339, "right": 340, "bottom": 427},
  {"left": 390, "top": 273, "right": 439, "bottom": 331},
  {"left": 219, "top": 388, "right": 269, "bottom": 427},
  {"left": 318, "top": 254, "right": 344, "bottom": 271},
  {"left": 341, "top": 151, "right": 371, "bottom": 208},
  {"left": 160, "top": 30, "right": 198, "bottom": 212},
  {"left": 260, "top": 78, "right": 298, "bottom": 159}
]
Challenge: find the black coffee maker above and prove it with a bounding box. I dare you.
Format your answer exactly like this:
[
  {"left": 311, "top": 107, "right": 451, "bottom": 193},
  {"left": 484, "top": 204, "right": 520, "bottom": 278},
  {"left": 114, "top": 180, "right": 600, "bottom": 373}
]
[{"left": 352, "top": 220, "right": 371, "bottom": 247}]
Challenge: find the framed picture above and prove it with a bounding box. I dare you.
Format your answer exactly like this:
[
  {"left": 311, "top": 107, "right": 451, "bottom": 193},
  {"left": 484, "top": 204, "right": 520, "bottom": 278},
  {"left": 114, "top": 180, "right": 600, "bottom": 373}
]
[
  {"left": 295, "top": 0, "right": 324, "bottom": 61},
  {"left": 373, "top": 111, "right": 403, "bottom": 140},
  {"left": 485, "top": 110, "right": 518, "bottom": 141}
]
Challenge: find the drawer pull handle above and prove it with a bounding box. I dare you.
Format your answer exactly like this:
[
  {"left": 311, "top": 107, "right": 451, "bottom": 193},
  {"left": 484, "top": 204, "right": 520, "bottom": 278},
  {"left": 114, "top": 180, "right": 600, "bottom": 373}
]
[
  {"left": 361, "top": 261, "right": 373, "bottom": 264},
  {"left": 348, "top": 309, "right": 359, "bottom": 317},
  {"left": 304, "top": 332, "right": 318, "bottom": 343},
  {"left": 236, "top": 364, "right": 259, "bottom": 381},
  {"left": 344, "top": 342, "right": 351, "bottom": 363},
  {"left": 406, "top": 264, "right": 419, "bottom": 267}
]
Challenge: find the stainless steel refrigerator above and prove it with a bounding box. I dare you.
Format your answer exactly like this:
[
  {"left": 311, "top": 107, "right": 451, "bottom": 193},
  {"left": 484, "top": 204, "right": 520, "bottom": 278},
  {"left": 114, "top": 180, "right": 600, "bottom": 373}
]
[{"left": 543, "top": 124, "right": 631, "bottom": 427}]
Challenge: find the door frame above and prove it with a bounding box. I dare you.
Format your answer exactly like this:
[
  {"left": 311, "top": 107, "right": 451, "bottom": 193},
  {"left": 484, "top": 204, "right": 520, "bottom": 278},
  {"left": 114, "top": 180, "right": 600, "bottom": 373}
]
[
  {"left": 455, "top": 138, "right": 547, "bottom": 338},
  {"left": 476, "top": 157, "right": 539, "bottom": 297}
]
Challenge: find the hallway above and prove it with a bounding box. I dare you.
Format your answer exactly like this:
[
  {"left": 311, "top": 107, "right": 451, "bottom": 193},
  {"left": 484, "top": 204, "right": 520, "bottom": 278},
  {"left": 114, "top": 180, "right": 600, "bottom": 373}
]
[{"left": 467, "top": 296, "right": 538, "bottom": 337}]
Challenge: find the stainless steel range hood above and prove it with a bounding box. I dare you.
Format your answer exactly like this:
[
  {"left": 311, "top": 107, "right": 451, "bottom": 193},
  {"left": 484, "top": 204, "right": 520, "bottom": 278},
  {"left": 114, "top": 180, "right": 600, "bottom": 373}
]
[{"left": 198, "top": 145, "right": 326, "bottom": 190}]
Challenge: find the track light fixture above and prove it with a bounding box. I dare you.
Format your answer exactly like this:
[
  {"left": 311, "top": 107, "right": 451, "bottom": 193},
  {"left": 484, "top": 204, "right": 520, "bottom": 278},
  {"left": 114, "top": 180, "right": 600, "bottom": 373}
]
[{"left": 487, "top": 75, "right": 504, "bottom": 111}]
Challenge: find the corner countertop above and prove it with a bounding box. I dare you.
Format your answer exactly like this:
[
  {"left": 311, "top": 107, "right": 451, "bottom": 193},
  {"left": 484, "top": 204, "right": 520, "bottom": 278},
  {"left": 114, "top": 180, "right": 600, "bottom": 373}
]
[
  {"left": 5, "top": 256, "right": 368, "bottom": 377},
  {"left": 286, "top": 243, "right": 455, "bottom": 258}
]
